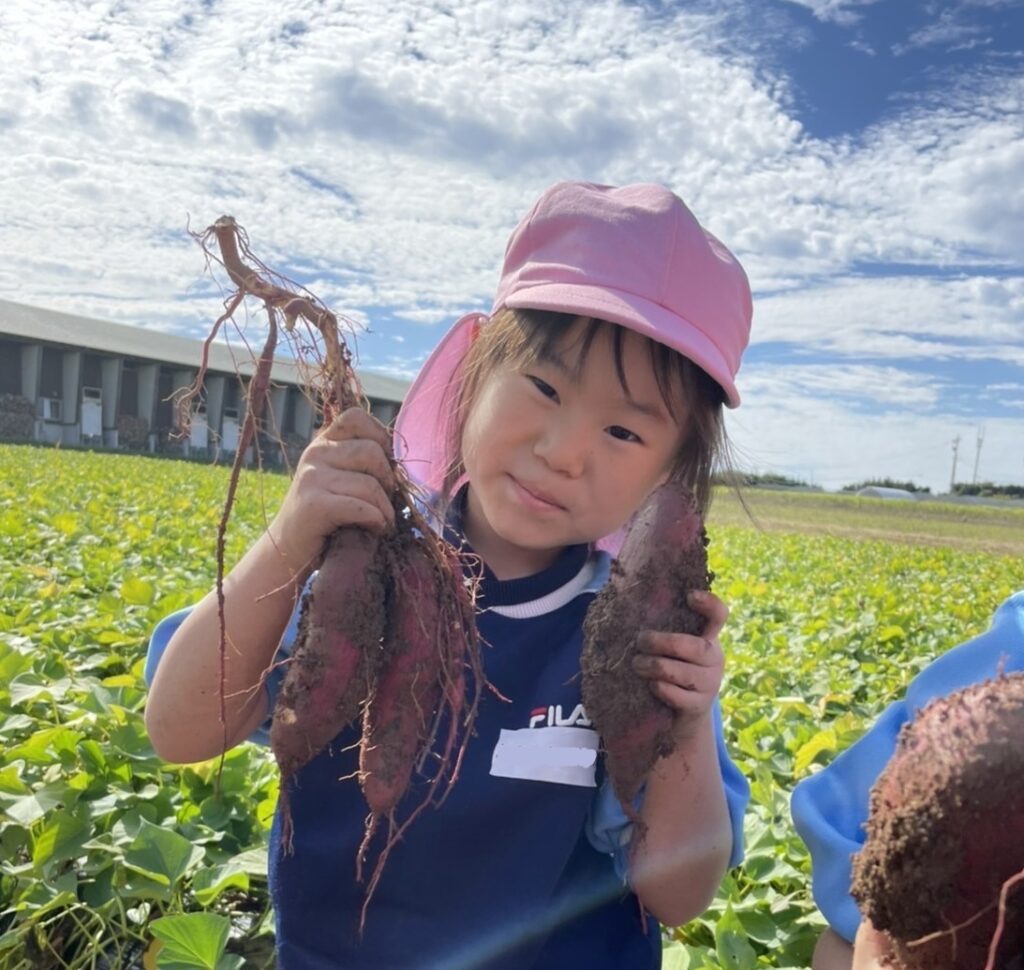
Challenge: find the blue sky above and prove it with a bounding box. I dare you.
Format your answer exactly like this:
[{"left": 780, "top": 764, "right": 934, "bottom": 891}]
[{"left": 1, "top": 0, "right": 1022, "bottom": 492}]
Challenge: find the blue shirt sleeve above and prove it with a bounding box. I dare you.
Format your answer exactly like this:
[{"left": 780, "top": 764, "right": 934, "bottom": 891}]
[
  {"left": 144, "top": 582, "right": 310, "bottom": 747},
  {"left": 791, "top": 590, "right": 1024, "bottom": 942},
  {"left": 585, "top": 699, "right": 750, "bottom": 881}
]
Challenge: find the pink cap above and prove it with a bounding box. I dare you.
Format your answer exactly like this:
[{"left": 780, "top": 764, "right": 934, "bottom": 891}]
[
  {"left": 495, "top": 182, "right": 751, "bottom": 405},
  {"left": 395, "top": 181, "right": 753, "bottom": 512}
]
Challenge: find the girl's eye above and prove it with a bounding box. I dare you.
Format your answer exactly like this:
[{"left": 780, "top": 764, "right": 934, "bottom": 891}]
[
  {"left": 528, "top": 376, "right": 559, "bottom": 401},
  {"left": 607, "top": 425, "right": 642, "bottom": 443}
]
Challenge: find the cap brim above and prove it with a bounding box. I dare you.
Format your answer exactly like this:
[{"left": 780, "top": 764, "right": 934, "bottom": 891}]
[{"left": 502, "top": 283, "right": 741, "bottom": 407}]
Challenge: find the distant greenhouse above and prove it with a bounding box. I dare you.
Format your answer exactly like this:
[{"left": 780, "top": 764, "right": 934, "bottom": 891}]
[
  {"left": 0, "top": 298, "right": 409, "bottom": 465},
  {"left": 856, "top": 486, "right": 918, "bottom": 501}
]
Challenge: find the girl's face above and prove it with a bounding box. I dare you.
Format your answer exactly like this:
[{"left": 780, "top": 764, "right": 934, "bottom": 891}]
[{"left": 460, "top": 321, "right": 687, "bottom": 579}]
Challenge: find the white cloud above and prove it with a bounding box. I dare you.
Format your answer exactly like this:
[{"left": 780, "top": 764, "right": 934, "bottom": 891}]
[
  {"left": 777, "top": 0, "right": 882, "bottom": 27},
  {"left": 726, "top": 394, "right": 1023, "bottom": 492},
  {"left": 989, "top": 382, "right": 1024, "bottom": 392},
  {"left": 894, "top": 8, "right": 990, "bottom": 55},
  {"left": 0, "top": 0, "right": 810, "bottom": 325},
  {"left": 740, "top": 363, "right": 944, "bottom": 410},
  {"left": 1, "top": 2, "right": 1020, "bottom": 310},
  {"left": 0, "top": 0, "right": 1021, "bottom": 493},
  {"left": 752, "top": 275, "right": 1024, "bottom": 365},
  {"left": 849, "top": 38, "right": 877, "bottom": 56}
]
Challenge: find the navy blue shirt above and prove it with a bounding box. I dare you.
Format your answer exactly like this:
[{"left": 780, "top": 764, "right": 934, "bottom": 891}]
[
  {"left": 146, "top": 540, "right": 749, "bottom": 969},
  {"left": 268, "top": 543, "right": 660, "bottom": 969}
]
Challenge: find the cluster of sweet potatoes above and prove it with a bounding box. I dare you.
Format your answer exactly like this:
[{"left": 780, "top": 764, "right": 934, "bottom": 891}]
[
  {"left": 272, "top": 526, "right": 479, "bottom": 898},
  {"left": 184, "top": 218, "right": 483, "bottom": 922}
]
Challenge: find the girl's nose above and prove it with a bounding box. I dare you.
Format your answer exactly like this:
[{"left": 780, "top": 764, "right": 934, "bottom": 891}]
[{"left": 534, "top": 421, "right": 589, "bottom": 477}]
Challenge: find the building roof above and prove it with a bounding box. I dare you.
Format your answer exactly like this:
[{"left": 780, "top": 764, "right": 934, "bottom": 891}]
[{"left": 0, "top": 298, "right": 409, "bottom": 404}]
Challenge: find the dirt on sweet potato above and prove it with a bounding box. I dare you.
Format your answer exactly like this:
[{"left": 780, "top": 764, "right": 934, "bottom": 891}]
[
  {"left": 581, "top": 480, "right": 712, "bottom": 822},
  {"left": 852, "top": 672, "right": 1024, "bottom": 970}
]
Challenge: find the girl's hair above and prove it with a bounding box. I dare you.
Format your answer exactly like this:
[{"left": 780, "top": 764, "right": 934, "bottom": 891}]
[{"left": 441, "top": 307, "right": 732, "bottom": 519}]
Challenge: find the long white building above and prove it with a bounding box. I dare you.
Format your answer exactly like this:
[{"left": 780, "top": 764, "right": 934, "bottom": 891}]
[{"left": 0, "top": 299, "right": 409, "bottom": 463}]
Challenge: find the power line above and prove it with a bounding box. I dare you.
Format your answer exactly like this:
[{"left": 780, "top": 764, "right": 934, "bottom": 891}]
[{"left": 950, "top": 435, "right": 960, "bottom": 492}]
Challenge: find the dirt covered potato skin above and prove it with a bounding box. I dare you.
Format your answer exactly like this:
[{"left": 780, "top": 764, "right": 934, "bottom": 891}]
[
  {"left": 581, "top": 482, "right": 711, "bottom": 822},
  {"left": 851, "top": 673, "right": 1024, "bottom": 970}
]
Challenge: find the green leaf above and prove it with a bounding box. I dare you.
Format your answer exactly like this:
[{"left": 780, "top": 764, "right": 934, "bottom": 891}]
[
  {"left": 9, "top": 674, "right": 72, "bottom": 706},
  {"left": 736, "top": 908, "right": 782, "bottom": 944},
  {"left": 6, "top": 725, "right": 85, "bottom": 764},
  {"left": 191, "top": 861, "right": 250, "bottom": 906},
  {"left": 4, "top": 782, "right": 80, "bottom": 826},
  {"left": 714, "top": 902, "right": 758, "bottom": 970},
  {"left": 0, "top": 643, "right": 34, "bottom": 683},
  {"left": 80, "top": 863, "right": 117, "bottom": 909},
  {"left": 32, "top": 808, "right": 89, "bottom": 868},
  {"left": 7, "top": 870, "right": 78, "bottom": 914},
  {"left": 227, "top": 846, "right": 269, "bottom": 878},
  {"left": 661, "top": 940, "right": 693, "bottom": 970},
  {"left": 109, "top": 718, "right": 159, "bottom": 760},
  {"left": 77, "top": 738, "right": 108, "bottom": 774},
  {"left": 793, "top": 728, "right": 838, "bottom": 777},
  {"left": 199, "top": 795, "right": 232, "bottom": 829},
  {"left": 0, "top": 508, "right": 27, "bottom": 537},
  {"left": 120, "top": 869, "right": 177, "bottom": 903},
  {"left": 121, "top": 576, "right": 156, "bottom": 605},
  {"left": 52, "top": 512, "right": 79, "bottom": 536},
  {"left": 0, "top": 763, "right": 30, "bottom": 796},
  {"left": 122, "top": 818, "right": 205, "bottom": 890},
  {"left": 150, "top": 912, "right": 231, "bottom": 969},
  {"left": 773, "top": 696, "right": 815, "bottom": 717},
  {"left": 741, "top": 851, "right": 781, "bottom": 882},
  {"left": 97, "top": 591, "right": 123, "bottom": 613},
  {"left": 3, "top": 443, "right": 1022, "bottom": 969}
]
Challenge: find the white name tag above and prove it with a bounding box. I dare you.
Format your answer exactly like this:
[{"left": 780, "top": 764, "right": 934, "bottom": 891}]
[{"left": 490, "top": 726, "right": 599, "bottom": 788}]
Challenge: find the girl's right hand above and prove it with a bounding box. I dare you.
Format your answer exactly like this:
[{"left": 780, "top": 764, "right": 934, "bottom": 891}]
[{"left": 267, "top": 407, "right": 397, "bottom": 569}]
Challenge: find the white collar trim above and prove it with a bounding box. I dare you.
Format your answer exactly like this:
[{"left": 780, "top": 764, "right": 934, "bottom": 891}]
[{"left": 485, "top": 552, "right": 610, "bottom": 619}]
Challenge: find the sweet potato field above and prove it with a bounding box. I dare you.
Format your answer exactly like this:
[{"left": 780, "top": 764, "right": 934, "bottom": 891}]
[{"left": 1, "top": 443, "right": 1021, "bottom": 969}]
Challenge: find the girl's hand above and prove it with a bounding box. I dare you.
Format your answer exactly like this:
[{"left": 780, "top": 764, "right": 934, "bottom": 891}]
[
  {"left": 852, "top": 920, "right": 893, "bottom": 970},
  {"left": 267, "top": 407, "right": 396, "bottom": 568},
  {"left": 631, "top": 589, "right": 727, "bottom": 742}
]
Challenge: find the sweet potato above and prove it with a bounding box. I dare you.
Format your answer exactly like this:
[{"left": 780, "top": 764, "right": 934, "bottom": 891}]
[
  {"left": 359, "top": 538, "right": 444, "bottom": 816},
  {"left": 581, "top": 481, "right": 711, "bottom": 820},
  {"left": 851, "top": 672, "right": 1024, "bottom": 970},
  {"left": 271, "top": 528, "right": 387, "bottom": 784},
  {"left": 353, "top": 537, "right": 483, "bottom": 930}
]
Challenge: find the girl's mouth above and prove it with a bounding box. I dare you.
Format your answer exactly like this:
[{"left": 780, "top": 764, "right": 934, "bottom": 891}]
[{"left": 509, "top": 476, "right": 565, "bottom": 512}]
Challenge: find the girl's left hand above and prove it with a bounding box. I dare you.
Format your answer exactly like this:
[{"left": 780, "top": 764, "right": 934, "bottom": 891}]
[{"left": 631, "top": 589, "right": 727, "bottom": 742}]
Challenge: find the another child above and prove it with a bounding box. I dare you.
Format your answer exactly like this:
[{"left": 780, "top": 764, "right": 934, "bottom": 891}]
[
  {"left": 144, "top": 181, "right": 754, "bottom": 969},
  {"left": 792, "top": 590, "right": 1024, "bottom": 969}
]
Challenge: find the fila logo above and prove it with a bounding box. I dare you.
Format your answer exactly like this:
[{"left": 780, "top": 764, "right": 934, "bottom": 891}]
[{"left": 528, "top": 704, "right": 592, "bottom": 729}]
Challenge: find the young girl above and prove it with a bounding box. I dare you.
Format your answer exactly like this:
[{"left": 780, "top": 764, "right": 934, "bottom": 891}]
[
  {"left": 144, "top": 181, "right": 754, "bottom": 969},
  {"left": 792, "top": 590, "right": 1024, "bottom": 969}
]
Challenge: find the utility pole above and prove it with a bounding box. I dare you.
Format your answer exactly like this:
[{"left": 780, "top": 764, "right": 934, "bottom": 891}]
[
  {"left": 972, "top": 426, "right": 985, "bottom": 484},
  {"left": 950, "top": 435, "right": 960, "bottom": 493}
]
